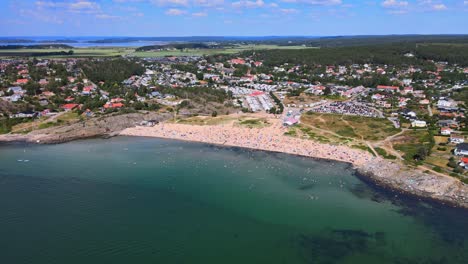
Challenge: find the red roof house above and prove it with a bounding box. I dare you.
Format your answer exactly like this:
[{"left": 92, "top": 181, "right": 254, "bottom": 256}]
[{"left": 61, "top": 103, "right": 79, "bottom": 111}]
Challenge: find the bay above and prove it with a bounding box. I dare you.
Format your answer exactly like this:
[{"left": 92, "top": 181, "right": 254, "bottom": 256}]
[{"left": 0, "top": 136, "right": 466, "bottom": 264}]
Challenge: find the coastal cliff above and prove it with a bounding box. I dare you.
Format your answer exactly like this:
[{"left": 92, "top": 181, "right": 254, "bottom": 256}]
[
  {"left": 0, "top": 112, "right": 172, "bottom": 144},
  {"left": 356, "top": 158, "right": 468, "bottom": 208}
]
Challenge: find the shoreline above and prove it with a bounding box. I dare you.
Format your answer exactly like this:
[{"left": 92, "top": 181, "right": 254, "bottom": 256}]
[{"left": 120, "top": 123, "right": 468, "bottom": 209}]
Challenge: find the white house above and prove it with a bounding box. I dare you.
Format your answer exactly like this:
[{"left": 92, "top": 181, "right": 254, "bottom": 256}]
[
  {"left": 450, "top": 134, "right": 465, "bottom": 144},
  {"left": 454, "top": 143, "right": 468, "bottom": 156},
  {"left": 441, "top": 127, "right": 453, "bottom": 136},
  {"left": 411, "top": 120, "right": 427, "bottom": 128}
]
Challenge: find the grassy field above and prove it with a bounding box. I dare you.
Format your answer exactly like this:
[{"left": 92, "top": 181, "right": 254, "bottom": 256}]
[
  {"left": 391, "top": 129, "right": 433, "bottom": 162},
  {"left": 0, "top": 44, "right": 314, "bottom": 58},
  {"left": 301, "top": 112, "right": 400, "bottom": 141},
  {"left": 130, "top": 45, "right": 313, "bottom": 57},
  {"left": 174, "top": 115, "right": 272, "bottom": 128},
  {"left": 11, "top": 112, "right": 80, "bottom": 133}
]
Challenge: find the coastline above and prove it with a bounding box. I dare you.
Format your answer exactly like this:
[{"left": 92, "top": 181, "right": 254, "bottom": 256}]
[{"left": 120, "top": 122, "right": 468, "bottom": 209}]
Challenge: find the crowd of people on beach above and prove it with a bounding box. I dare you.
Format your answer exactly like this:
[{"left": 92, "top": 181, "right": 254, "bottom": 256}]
[{"left": 121, "top": 119, "right": 375, "bottom": 166}]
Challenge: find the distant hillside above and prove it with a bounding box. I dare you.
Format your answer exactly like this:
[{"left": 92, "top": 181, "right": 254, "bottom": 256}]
[
  {"left": 0, "top": 44, "right": 74, "bottom": 50},
  {"left": 136, "top": 43, "right": 218, "bottom": 51},
  {"left": 292, "top": 35, "right": 468, "bottom": 47}
]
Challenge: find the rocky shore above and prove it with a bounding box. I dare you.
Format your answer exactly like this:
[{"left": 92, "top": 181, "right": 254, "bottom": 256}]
[
  {"left": 0, "top": 112, "right": 172, "bottom": 144},
  {"left": 357, "top": 159, "right": 468, "bottom": 208}
]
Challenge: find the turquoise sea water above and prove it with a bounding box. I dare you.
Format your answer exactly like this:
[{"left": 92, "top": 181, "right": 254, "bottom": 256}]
[{"left": 0, "top": 137, "right": 467, "bottom": 264}]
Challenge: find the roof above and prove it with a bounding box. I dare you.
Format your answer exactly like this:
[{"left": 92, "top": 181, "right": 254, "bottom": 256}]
[
  {"left": 62, "top": 103, "right": 78, "bottom": 110},
  {"left": 456, "top": 143, "right": 468, "bottom": 151},
  {"left": 461, "top": 157, "right": 468, "bottom": 164},
  {"left": 377, "top": 85, "right": 399, "bottom": 90},
  {"left": 249, "top": 91, "right": 264, "bottom": 96}
]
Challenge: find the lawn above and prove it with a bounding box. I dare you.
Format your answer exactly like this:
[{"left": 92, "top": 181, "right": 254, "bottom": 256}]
[{"left": 301, "top": 112, "right": 400, "bottom": 141}]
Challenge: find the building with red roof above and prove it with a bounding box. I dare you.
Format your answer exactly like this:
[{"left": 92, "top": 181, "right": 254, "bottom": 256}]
[
  {"left": 104, "top": 102, "right": 124, "bottom": 109},
  {"left": 61, "top": 103, "right": 79, "bottom": 111},
  {"left": 230, "top": 59, "right": 246, "bottom": 65},
  {"left": 15, "top": 79, "right": 29, "bottom": 85}
]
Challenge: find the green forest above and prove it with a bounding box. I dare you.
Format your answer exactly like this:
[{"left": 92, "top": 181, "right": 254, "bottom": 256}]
[
  {"left": 242, "top": 43, "right": 468, "bottom": 67},
  {"left": 78, "top": 59, "right": 145, "bottom": 83}
]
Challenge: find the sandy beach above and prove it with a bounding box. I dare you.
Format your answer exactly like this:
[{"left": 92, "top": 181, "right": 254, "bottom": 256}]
[{"left": 120, "top": 117, "right": 375, "bottom": 167}]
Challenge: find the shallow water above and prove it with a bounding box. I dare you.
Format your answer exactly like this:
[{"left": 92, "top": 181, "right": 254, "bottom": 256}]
[{"left": 0, "top": 137, "right": 466, "bottom": 264}]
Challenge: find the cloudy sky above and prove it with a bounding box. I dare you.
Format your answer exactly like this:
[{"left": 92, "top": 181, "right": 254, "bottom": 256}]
[{"left": 0, "top": 0, "right": 467, "bottom": 36}]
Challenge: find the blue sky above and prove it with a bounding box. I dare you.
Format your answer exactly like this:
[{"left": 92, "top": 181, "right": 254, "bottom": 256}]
[{"left": 0, "top": 0, "right": 467, "bottom": 36}]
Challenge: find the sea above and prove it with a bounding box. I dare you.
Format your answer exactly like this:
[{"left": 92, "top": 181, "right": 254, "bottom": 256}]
[
  {"left": 0, "top": 136, "right": 467, "bottom": 264},
  {"left": 0, "top": 36, "right": 168, "bottom": 48}
]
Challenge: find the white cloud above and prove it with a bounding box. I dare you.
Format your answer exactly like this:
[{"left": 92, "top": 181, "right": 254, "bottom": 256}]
[
  {"left": 194, "top": 0, "right": 224, "bottom": 7},
  {"left": 165, "top": 8, "right": 187, "bottom": 15},
  {"left": 153, "top": 0, "right": 189, "bottom": 6},
  {"left": 192, "top": 11, "right": 208, "bottom": 16},
  {"left": 280, "top": 0, "right": 342, "bottom": 5},
  {"left": 69, "top": 1, "right": 100, "bottom": 10},
  {"left": 96, "top": 14, "right": 121, "bottom": 19},
  {"left": 388, "top": 9, "right": 408, "bottom": 14},
  {"left": 431, "top": 3, "right": 447, "bottom": 10},
  {"left": 232, "top": 0, "right": 265, "bottom": 8},
  {"left": 280, "top": 8, "right": 299, "bottom": 13},
  {"left": 382, "top": 0, "right": 409, "bottom": 8}
]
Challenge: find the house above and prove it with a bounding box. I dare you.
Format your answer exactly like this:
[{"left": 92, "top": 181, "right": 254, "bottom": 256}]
[
  {"left": 41, "top": 91, "right": 55, "bottom": 97},
  {"left": 103, "top": 102, "right": 124, "bottom": 109},
  {"left": 371, "top": 93, "right": 384, "bottom": 100},
  {"left": 38, "top": 99, "right": 48, "bottom": 106},
  {"left": 437, "top": 120, "right": 459, "bottom": 128},
  {"left": 61, "top": 103, "right": 79, "bottom": 111},
  {"left": 7, "top": 86, "right": 24, "bottom": 94},
  {"left": 459, "top": 157, "right": 468, "bottom": 168},
  {"left": 82, "top": 86, "right": 94, "bottom": 95},
  {"left": 419, "top": 99, "right": 430, "bottom": 105},
  {"left": 377, "top": 85, "right": 399, "bottom": 92},
  {"left": 15, "top": 79, "right": 28, "bottom": 85},
  {"left": 454, "top": 143, "right": 468, "bottom": 156},
  {"left": 450, "top": 134, "right": 465, "bottom": 144},
  {"left": 39, "top": 79, "right": 49, "bottom": 86},
  {"left": 401, "top": 109, "right": 417, "bottom": 119},
  {"left": 441, "top": 127, "right": 453, "bottom": 136},
  {"left": 111, "top": 98, "right": 124, "bottom": 103},
  {"left": 411, "top": 120, "right": 427, "bottom": 128},
  {"left": 437, "top": 99, "right": 457, "bottom": 110},
  {"left": 402, "top": 86, "right": 413, "bottom": 95},
  {"left": 10, "top": 111, "right": 37, "bottom": 118},
  {"left": 230, "top": 59, "right": 246, "bottom": 65},
  {"left": 81, "top": 109, "right": 94, "bottom": 117},
  {"left": 283, "top": 117, "right": 299, "bottom": 126}
]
